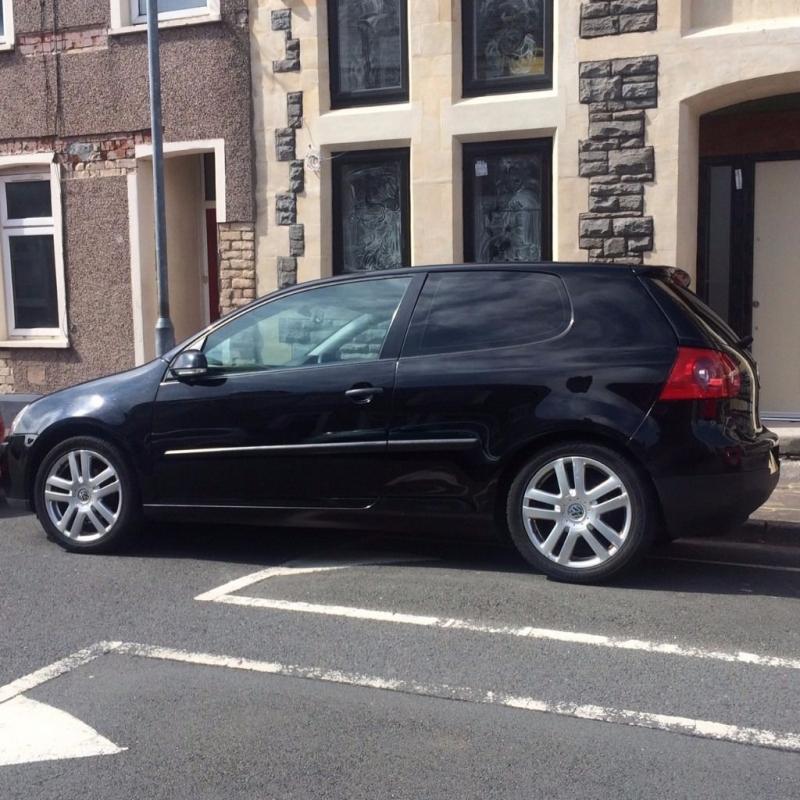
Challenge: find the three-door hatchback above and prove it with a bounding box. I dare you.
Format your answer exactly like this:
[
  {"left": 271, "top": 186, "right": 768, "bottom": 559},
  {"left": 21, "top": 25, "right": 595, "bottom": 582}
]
[{"left": 1, "top": 264, "right": 780, "bottom": 583}]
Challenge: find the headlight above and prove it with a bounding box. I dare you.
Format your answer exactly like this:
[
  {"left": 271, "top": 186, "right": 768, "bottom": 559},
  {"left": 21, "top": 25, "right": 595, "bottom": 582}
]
[{"left": 8, "top": 405, "right": 30, "bottom": 437}]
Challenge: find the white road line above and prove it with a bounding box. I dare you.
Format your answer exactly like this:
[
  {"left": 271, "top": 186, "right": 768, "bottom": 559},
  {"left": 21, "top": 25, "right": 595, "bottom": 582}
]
[
  {"left": 0, "top": 642, "right": 120, "bottom": 705},
  {"left": 4, "top": 641, "right": 800, "bottom": 755},
  {"left": 205, "top": 594, "right": 800, "bottom": 671},
  {"left": 116, "top": 642, "right": 800, "bottom": 754},
  {"left": 0, "top": 696, "right": 125, "bottom": 767},
  {"left": 194, "top": 556, "right": 430, "bottom": 603},
  {"left": 652, "top": 555, "right": 800, "bottom": 574}
]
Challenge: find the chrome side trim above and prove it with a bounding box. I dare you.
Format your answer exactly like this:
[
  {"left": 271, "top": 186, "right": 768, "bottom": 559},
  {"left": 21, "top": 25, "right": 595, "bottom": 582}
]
[
  {"left": 163, "top": 437, "right": 480, "bottom": 457},
  {"left": 164, "top": 441, "right": 386, "bottom": 457},
  {"left": 387, "top": 438, "right": 479, "bottom": 451}
]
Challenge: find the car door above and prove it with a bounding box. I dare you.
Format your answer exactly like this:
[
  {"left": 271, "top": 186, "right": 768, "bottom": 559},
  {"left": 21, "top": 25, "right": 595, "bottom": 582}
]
[
  {"left": 150, "top": 274, "right": 419, "bottom": 509},
  {"left": 384, "top": 269, "right": 572, "bottom": 513}
]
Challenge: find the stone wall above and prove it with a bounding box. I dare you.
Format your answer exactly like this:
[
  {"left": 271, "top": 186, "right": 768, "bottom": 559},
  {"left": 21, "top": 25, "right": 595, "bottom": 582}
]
[
  {"left": 580, "top": 0, "right": 658, "bottom": 38},
  {"left": 271, "top": 8, "right": 304, "bottom": 290},
  {"left": 578, "top": 56, "right": 659, "bottom": 264},
  {"left": 218, "top": 223, "right": 257, "bottom": 314}
]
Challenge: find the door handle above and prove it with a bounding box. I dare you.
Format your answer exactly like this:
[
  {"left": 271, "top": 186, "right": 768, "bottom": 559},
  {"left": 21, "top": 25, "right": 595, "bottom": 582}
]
[{"left": 345, "top": 386, "right": 384, "bottom": 404}]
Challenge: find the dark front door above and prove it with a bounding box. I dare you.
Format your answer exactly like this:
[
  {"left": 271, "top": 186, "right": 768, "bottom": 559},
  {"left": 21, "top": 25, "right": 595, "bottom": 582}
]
[
  {"left": 150, "top": 275, "right": 415, "bottom": 509},
  {"left": 697, "top": 158, "right": 755, "bottom": 339}
]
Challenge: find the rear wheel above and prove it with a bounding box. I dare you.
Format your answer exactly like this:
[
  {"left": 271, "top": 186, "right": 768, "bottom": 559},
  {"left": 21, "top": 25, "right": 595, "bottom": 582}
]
[
  {"left": 506, "top": 442, "right": 655, "bottom": 583},
  {"left": 34, "top": 436, "right": 139, "bottom": 553}
]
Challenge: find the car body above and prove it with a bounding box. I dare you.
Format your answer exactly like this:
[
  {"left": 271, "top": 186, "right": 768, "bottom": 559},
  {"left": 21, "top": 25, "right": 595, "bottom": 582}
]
[{"left": 1, "top": 263, "right": 780, "bottom": 582}]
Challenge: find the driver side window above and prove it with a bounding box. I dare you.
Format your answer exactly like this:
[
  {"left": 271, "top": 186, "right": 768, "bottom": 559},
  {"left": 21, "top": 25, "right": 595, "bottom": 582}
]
[{"left": 202, "top": 277, "right": 411, "bottom": 373}]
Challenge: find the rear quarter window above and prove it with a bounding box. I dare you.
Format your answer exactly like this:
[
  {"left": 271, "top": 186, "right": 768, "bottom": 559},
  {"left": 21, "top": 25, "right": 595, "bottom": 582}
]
[{"left": 402, "top": 271, "right": 570, "bottom": 357}]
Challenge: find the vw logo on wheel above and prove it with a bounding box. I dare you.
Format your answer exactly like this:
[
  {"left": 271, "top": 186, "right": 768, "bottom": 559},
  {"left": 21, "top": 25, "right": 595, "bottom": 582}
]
[{"left": 567, "top": 503, "right": 586, "bottom": 523}]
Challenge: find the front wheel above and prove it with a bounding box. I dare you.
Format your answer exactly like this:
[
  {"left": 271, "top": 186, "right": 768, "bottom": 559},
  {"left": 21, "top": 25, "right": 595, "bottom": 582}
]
[
  {"left": 506, "top": 442, "right": 656, "bottom": 583},
  {"left": 34, "top": 436, "right": 140, "bottom": 553}
]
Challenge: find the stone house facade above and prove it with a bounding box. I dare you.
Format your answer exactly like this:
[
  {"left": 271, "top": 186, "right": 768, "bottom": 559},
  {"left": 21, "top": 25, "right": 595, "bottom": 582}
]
[
  {"left": 250, "top": 0, "right": 800, "bottom": 421},
  {"left": 0, "top": 0, "right": 255, "bottom": 395}
]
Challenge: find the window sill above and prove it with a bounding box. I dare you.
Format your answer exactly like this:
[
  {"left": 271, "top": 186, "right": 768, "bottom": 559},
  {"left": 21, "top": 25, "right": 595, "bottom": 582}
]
[
  {"left": 0, "top": 42, "right": 14, "bottom": 53},
  {"left": 108, "top": 13, "right": 221, "bottom": 37},
  {"left": 0, "top": 337, "right": 70, "bottom": 349}
]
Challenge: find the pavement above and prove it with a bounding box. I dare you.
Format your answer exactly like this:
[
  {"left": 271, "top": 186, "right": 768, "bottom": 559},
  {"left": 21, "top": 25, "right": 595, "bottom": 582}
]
[{"left": 0, "top": 478, "right": 798, "bottom": 798}]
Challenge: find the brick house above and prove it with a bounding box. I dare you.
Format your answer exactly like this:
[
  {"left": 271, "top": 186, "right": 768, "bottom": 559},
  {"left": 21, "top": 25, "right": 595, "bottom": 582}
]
[{"left": 0, "top": 0, "right": 256, "bottom": 397}]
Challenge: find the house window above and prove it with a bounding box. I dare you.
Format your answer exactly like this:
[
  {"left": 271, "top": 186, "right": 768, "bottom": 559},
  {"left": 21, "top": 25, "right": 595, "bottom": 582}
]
[
  {"left": 328, "top": 0, "right": 409, "bottom": 109},
  {"left": 463, "top": 139, "right": 552, "bottom": 263},
  {"left": 131, "top": 0, "right": 211, "bottom": 23},
  {"left": 462, "top": 0, "right": 554, "bottom": 97},
  {"left": 0, "top": 172, "right": 65, "bottom": 337},
  {"left": 332, "top": 149, "right": 410, "bottom": 275},
  {"left": 0, "top": 0, "right": 15, "bottom": 47}
]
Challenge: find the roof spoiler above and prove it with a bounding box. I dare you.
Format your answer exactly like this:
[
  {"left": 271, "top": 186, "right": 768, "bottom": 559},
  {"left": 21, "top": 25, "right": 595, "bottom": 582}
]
[{"left": 635, "top": 266, "right": 692, "bottom": 289}]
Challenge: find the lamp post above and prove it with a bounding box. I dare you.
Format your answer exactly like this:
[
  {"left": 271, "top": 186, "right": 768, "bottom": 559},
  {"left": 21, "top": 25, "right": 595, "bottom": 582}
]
[{"left": 145, "top": 0, "right": 175, "bottom": 356}]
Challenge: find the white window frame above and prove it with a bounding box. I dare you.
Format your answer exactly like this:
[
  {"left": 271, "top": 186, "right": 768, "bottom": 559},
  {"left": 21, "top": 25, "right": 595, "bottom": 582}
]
[
  {"left": 131, "top": 0, "right": 212, "bottom": 24},
  {"left": 111, "top": 0, "right": 219, "bottom": 32},
  {"left": 0, "top": 166, "right": 68, "bottom": 344},
  {"left": 0, "top": 0, "right": 16, "bottom": 51}
]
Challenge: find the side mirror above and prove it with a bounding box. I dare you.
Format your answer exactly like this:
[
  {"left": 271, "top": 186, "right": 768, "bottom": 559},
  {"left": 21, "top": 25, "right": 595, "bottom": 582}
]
[{"left": 170, "top": 350, "right": 208, "bottom": 381}]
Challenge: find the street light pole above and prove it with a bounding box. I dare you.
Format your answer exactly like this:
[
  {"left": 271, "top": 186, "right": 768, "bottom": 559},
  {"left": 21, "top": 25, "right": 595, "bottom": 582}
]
[{"left": 145, "top": 0, "right": 175, "bottom": 357}]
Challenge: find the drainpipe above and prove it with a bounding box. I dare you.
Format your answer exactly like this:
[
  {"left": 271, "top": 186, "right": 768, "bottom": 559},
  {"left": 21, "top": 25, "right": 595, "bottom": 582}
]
[{"left": 146, "top": 0, "right": 175, "bottom": 357}]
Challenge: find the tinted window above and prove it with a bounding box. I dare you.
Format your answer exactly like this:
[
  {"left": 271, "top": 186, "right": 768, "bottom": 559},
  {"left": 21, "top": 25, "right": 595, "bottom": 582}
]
[
  {"left": 403, "top": 271, "right": 569, "bottom": 357},
  {"left": 202, "top": 277, "right": 411, "bottom": 373}
]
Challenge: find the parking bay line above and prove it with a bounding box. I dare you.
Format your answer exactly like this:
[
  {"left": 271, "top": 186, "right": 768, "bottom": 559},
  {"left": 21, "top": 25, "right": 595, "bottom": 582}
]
[
  {"left": 195, "top": 564, "right": 800, "bottom": 672},
  {"left": 3, "top": 642, "right": 800, "bottom": 756}
]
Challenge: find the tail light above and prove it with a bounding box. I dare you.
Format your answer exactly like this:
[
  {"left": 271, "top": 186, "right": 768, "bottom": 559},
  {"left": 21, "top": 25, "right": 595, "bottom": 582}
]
[{"left": 660, "top": 347, "right": 742, "bottom": 401}]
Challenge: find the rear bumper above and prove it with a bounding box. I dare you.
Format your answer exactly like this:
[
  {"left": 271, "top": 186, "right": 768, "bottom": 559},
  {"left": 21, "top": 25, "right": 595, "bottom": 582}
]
[{"left": 654, "top": 443, "right": 780, "bottom": 538}]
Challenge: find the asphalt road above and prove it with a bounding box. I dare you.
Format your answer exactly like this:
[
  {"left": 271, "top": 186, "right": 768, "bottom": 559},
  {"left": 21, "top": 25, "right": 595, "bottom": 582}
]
[{"left": 0, "top": 507, "right": 798, "bottom": 799}]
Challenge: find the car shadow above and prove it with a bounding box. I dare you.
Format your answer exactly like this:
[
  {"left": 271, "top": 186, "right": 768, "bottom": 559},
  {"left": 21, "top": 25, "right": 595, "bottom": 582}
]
[{"left": 110, "top": 518, "right": 800, "bottom": 601}]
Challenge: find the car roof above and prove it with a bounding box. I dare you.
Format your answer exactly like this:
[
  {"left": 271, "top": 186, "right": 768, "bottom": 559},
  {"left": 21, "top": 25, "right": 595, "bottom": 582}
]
[{"left": 277, "top": 261, "right": 666, "bottom": 286}]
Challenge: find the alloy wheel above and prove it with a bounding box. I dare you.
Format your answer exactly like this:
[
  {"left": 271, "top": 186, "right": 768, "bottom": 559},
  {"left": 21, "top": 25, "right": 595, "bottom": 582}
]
[
  {"left": 521, "top": 456, "right": 632, "bottom": 569},
  {"left": 43, "top": 449, "right": 123, "bottom": 543}
]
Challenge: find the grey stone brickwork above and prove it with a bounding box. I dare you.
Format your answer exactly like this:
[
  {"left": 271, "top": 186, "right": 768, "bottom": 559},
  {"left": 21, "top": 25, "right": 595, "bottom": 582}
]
[
  {"left": 580, "top": 0, "right": 657, "bottom": 38},
  {"left": 272, "top": 9, "right": 301, "bottom": 72},
  {"left": 578, "top": 56, "right": 658, "bottom": 264},
  {"left": 271, "top": 8, "right": 305, "bottom": 287}
]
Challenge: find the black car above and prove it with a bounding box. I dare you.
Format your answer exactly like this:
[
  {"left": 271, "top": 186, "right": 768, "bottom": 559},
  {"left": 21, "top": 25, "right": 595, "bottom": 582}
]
[{"left": 1, "top": 264, "right": 780, "bottom": 582}]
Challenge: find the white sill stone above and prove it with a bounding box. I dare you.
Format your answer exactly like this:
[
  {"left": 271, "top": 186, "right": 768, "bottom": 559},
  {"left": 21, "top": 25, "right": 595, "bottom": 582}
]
[
  {"left": 0, "top": 338, "right": 70, "bottom": 349},
  {"left": 108, "top": 13, "right": 221, "bottom": 37}
]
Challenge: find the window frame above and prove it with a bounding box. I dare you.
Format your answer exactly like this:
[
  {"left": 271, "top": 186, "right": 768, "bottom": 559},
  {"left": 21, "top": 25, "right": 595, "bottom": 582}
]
[
  {"left": 331, "top": 148, "right": 411, "bottom": 276},
  {"left": 113, "top": 0, "right": 218, "bottom": 30},
  {"left": 184, "top": 274, "right": 419, "bottom": 379},
  {"left": 461, "top": 0, "right": 554, "bottom": 98},
  {"left": 0, "top": 169, "right": 67, "bottom": 341},
  {"left": 327, "top": 0, "right": 410, "bottom": 110},
  {"left": 0, "top": 0, "right": 15, "bottom": 50},
  {"left": 462, "top": 137, "right": 553, "bottom": 265}
]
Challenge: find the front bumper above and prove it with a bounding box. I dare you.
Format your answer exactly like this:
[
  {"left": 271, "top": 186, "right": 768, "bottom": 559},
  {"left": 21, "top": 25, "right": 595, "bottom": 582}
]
[{"left": 1, "top": 435, "right": 32, "bottom": 509}]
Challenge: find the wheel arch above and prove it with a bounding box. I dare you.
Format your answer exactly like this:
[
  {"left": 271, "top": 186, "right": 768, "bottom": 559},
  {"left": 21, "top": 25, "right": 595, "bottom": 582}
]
[
  {"left": 492, "top": 429, "right": 665, "bottom": 541},
  {"left": 25, "top": 420, "right": 138, "bottom": 503}
]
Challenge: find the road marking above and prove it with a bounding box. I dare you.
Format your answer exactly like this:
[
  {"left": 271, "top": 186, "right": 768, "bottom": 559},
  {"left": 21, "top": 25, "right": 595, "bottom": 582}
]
[
  {"left": 115, "top": 642, "right": 800, "bottom": 754},
  {"left": 4, "top": 641, "right": 800, "bottom": 755},
  {"left": 196, "top": 562, "right": 800, "bottom": 672},
  {"left": 0, "top": 642, "right": 119, "bottom": 706},
  {"left": 0, "top": 696, "right": 125, "bottom": 767},
  {"left": 652, "top": 555, "right": 800, "bottom": 574}
]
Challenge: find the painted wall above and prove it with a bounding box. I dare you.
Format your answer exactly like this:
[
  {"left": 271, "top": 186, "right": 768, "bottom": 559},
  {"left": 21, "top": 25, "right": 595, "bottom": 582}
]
[{"left": 689, "top": 0, "right": 800, "bottom": 32}]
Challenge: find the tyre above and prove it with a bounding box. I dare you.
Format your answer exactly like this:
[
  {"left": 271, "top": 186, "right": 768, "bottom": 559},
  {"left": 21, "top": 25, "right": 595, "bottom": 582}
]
[
  {"left": 506, "top": 442, "right": 655, "bottom": 583},
  {"left": 34, "top": 436, "right": 140, "bottom": 553}
]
